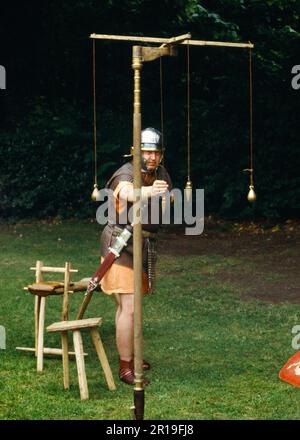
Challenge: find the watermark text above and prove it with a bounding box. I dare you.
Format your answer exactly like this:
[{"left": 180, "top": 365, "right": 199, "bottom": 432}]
[
  {"left": 0, "top": 326, "right": 6, "bottom": 349},
  {"left": 96, "top": 188, "right": 204, "bottom": 236},
  {"left": 292, "top": 325, "right": 300, "bottom": 350},
  {"left": 0, "top": 65, "right": 6, "bottom": 90},
  {"left": 291, "top": 65, "right": 300, "bottom": 90}
]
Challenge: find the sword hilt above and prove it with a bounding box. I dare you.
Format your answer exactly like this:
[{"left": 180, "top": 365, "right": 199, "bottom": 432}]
[{"left": 85, "top": 278, "right": 99, "bottom": 295}]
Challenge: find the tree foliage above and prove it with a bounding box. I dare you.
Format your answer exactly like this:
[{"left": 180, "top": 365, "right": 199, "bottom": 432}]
[{"left": 0, "top": 0, "right": 299, "bottom": 219}]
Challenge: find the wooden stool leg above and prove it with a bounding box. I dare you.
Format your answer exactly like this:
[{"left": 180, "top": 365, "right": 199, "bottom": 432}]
[
  {"left": 37, "top": 297, "right": 46, "bottom": 372},
  {"left": 90, "top": 328, "right": 116, "bottom": 391},
  {"left": 34, "top": 296, "right": 41, "bottom": 357},
  {"left": 61, "top": 331, "right": 69, "bottom": 389},
  {"left": 73, "top": 330, "right": 89, "bottom": 400}
]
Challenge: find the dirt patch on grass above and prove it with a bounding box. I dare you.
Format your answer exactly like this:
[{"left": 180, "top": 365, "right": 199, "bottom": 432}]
[{"left": 158, "top": 219, "right": 300, "bottom": 304}]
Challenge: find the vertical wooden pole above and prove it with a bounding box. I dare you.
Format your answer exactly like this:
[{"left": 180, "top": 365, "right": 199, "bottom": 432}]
[
  {"left": 61, "top": 331, "right": 70, "bottom": 389},
  {"left": 132, "top": 45, "right": 145, "bottom": 420},
  {"left": 36, "top": 260, "right": 45, "bottom": 371},
  {"left": 34, "top": 260, "right": 43, "bottom": 357},
  {"left": 34, "top": 297, "right": 41, "bottom": 356},
  {"left": 90, "top": 328, "right": 116, "bottom": 391},
  {"left": 62, "top": 262, "right": 70, "bottom": 321},
  {"left": 62, "top": 262, "right": 70, "bottom": 387},
  {"left": 73, "top": 330, "right": 89, "bottom": 400},
  {"left": 37, "top": 296, "right": 46, "bottom": 372}
]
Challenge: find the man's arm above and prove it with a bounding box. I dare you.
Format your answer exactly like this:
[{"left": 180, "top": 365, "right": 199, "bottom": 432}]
[{"left": 119, "top": 180, "right": 169, "bottom": 202}]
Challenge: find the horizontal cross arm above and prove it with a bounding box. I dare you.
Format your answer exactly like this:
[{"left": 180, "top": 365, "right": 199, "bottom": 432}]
[
  {"left": 90, "top": 33, "right": 253, "bottom": 49},
  {"left": 181, "top": 39, "right": 254, "bottom": 49},
  {"left": 90, "top": 33, "right": 190, "bottom": 44}
]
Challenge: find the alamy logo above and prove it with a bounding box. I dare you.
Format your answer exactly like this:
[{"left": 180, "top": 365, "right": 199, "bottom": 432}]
[
  {"left": 0, "top": 65, "right": 6, "bottom": 90},
  {"left": 291, "top": 65, "right": 300, "bottom": 90},
  {"left": 291, "top": 325, "right": 300, "bottom": 350},
  {"left": 0, "top": 325, "right": 6, "bottom": 349},
  {"left": 95, "top": 188, "right": 205, "bottom": 235}
]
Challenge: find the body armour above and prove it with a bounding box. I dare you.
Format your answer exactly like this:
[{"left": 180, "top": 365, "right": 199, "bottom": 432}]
[
  {"left": 100, "top": 161, "right": 172, "bottom": 294},
  {"left": 105, "top": 161, "right": 172, "bottom": 233}
]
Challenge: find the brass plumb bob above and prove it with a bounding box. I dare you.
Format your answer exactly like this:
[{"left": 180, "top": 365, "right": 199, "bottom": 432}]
[
  {"left": 91, "top": 183, "right": 101, "bottom": 201},
  {"left": 247, "top": 185, "right": 257, "bottom": 202}
]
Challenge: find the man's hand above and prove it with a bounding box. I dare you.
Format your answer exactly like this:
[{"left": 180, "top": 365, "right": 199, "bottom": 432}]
[
  {"left": 151, "top": 180, "right": 169, "bottom": 196},
  {"left": 119, "top": 180, "right": 169, "bottom": 202}
]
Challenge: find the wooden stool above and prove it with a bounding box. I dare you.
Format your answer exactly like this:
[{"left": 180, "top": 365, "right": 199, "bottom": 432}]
[
  {"left": 16, "top": 261, "right": 83, "bottom": 372},
  {"left": 47, "top": 317, "right": 116, "bottom": 400}
]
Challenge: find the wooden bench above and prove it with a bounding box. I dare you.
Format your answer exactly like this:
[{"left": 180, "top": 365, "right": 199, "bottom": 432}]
[
  {"left": 47, "top": 317, "right": 116, "bottom": 400},
  {"left": 17, "top": 260, "right": 115, "bottom": 400}
]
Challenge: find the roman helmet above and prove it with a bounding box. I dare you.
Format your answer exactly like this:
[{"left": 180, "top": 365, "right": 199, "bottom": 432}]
[
  {"left": 141, "top": 127, "right": 163, "bottom": 152},
  {"left": 124, "top": 127, "right": 164, "bottom": 157}
]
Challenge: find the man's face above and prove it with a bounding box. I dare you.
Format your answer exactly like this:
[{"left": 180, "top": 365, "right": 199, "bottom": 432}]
[{"left": 142, "top": 150, "right": 162, "bottom": 172}]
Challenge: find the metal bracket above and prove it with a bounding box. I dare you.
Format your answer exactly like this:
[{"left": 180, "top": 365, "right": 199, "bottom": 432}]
[
  {"left": 142, "top": 45, "right": 177, "bottom": 62},
  {"left": 140, "top": 33, "right": 191, "bottom": 62}
]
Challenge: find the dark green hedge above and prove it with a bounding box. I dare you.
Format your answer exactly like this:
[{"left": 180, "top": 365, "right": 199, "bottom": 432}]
[{"left": 1, "top": 0, "right": 300, "bottom": 220}]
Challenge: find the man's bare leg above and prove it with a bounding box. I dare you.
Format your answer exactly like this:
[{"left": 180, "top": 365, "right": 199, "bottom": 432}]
[
  {"left": 113, "top": 293, "right": 121, "bottom": 329},
  {"left": 116, "top": 293, "right": 134, "bottom": 362},
  {"left": 115, "top": 293, "right": 136, "bottom": 384}
]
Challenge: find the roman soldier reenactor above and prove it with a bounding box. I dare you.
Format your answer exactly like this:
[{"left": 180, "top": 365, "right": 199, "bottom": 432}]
[{"left": 100, "top": 127, "right": 173, "bottom": 385}]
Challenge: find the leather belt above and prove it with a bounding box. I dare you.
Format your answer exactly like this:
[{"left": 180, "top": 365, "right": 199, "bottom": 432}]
[{"left": 112, "top": 225, "right": 157, "bottom": 239}]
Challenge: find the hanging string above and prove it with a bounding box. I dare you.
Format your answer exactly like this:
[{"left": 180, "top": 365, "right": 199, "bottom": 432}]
[
  {"left": 185, "top": 39, "right": 192, "bottom": 201},
  {"left": 91, "top": 39, "right": 100, "bottom": 201},
  {"left": 93, "top": 39, "right": 98, "bottom": 186},
  {"left": 249, "top": 45, "right": 254, "bottom": 187},
  {"left": 187, "top": 39, "right": 191, "bottom": 183},
  {"left": 244, "top": 43, "right": 256, "bottom": 202},
  {"left": 160, "top": 57, "right": 164, "bottom": 163},
  {"left": 159, "top": 57, "right": 167, "bottom": 213}
]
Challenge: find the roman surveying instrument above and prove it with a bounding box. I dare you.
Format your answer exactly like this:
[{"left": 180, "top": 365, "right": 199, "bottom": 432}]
[{"left": 81, "top": 32, "right": 255, "bottom": 420}]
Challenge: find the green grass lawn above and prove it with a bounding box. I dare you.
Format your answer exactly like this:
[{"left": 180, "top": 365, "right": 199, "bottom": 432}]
[{"left": 0, "top": 220, "right": 300, "bottom": 420}]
